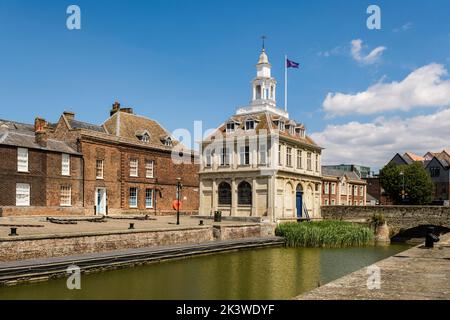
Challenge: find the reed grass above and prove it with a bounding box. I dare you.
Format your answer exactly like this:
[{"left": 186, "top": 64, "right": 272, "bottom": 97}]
[{"left": 275, "top": 220, "right": 374, "bottom": 248}]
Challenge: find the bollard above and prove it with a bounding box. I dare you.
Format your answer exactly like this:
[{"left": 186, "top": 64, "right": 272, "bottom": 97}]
[
  {"left": 9, "top": 227, "right": 18, "bottom": 236},
  {"left": 199, "top": 220, "right": 204, "bottom": 226},
  {"left": 425, "top": 226, "right": 439, "bottom": 248},
  {"left": 129, "top": 223, "right": 135, "bottom": 230}
]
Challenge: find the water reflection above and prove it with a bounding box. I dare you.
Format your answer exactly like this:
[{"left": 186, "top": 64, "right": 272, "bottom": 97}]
[{"left": 0, "top": 245, "right": 409, "bottom": 300}]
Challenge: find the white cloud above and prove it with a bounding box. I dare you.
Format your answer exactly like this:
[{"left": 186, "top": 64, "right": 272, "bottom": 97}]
[
  {"left": 323, "top": 63, "right": 450, "bottom": 116},
  {"left": 350, "top": 39, "right": 386, "bottom": 65},
  {"left": 393, "top": 22, "right": 413, "bottom": 33},
  {"left": 311, "top": 108, "right": 450, "bottom": 170},
  {"left": 318, "top": 46, "right": 343, "bottom": 58}
]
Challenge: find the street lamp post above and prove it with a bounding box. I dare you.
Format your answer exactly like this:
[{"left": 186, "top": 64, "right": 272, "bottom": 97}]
[
  {"left": 400, "top": 171, "right": 405, "bottom": 202},
  {"left": 176, "top": 177, "right": 182, "bottom": 225}
]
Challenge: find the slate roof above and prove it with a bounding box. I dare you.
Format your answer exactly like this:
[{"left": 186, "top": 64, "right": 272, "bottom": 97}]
[
  {"left": 0, "top": 119, "right": 80, "bottom": 155},
  {"left": 322, "top": 167, "right": 363, "bottom": 182},
  {"left": 67, "top": 119, "right": 106, "bottom": 133}
]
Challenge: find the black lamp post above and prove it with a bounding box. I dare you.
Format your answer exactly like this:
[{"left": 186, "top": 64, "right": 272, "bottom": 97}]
[
  {"left": 400, "top": 171, "right": 406, "bottom": 202},
  {"left": 176, "top": 177, "right": 182, "bottom": 225}
]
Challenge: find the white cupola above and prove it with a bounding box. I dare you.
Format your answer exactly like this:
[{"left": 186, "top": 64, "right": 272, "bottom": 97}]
[
  {"left": 251, "top": 49, "right": 277, "bottom": 108},
  {"left": 236, "top": 45, "right": 288, "bottom": 118}
]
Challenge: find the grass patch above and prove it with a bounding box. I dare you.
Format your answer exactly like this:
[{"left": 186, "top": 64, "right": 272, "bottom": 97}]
[{"left": 275, "top": 220, "right": 374, "bottom": 248}]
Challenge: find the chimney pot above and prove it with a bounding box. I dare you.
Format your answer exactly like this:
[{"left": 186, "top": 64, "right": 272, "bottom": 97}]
[
  {"left": 34, "top": 117, "right": 48, "bottom": 147},
  {"left": 63, "top": 111, "right": 75, "bottom": 121},
  {"left": 110, "top": 101, "right": 121, "bottom": 116}
]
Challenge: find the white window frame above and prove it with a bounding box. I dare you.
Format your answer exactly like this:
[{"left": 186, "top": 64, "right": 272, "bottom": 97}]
[
  {"left": 324, "top": 199, "right": 329, "bottom": 205},
  {"left": 278, "top": 145, "right": 283, "bottom": 166},
  {"left": 16, "top": 183, "right": 30, "bottom": 206},
  {"left": 331, "top": 199, "right": 335, "bottom": 205},
  {"left": 141, "top": 133, "right": 150, "bottom": 143},
  {"left": 220, "top": 147, "right": 230, "bottom": 166},
  {"left": 145, "top": 189, "right": 154, "bottom": 208},
  {"left": 307, "top": 152, "right": 312, "bottom": 171},
  {"left": 96, "top": 160, "right": 104, "bottom": 179},
  {"left": 296, "top": 150, "right": 302, "bottom": 169},
  {"left": 60, "top": 185, "right": 72, "bottom": 207},
  {"left": 239, "top": 145, "right": 250, "bottom": 165},
  {"left": 245, "top": 120, "right": 255, "bottom": 131},
  {"left": 17, "top": 148, "right": 29, "bottom": 172},
  {"left": 331, "top": 183, "right": 336, "bottom": 195},
  {"left": 226, "top": 122, "right": 235, "bottom": 133},
  {"left": 129, "top": 187, "right": 138, "bottom": 208},
  {"left": 62, "top": 154, "right": 70, "bottom": 176},
  {"left": 315, "top": 154, "right": 319, "bottom": 172},
  {"left": 324, "top": 183, "right": 329, "bottom": 194},
  {"left": 205, "top": 149, "right": 212, "bottom": 167},
  {"left": 130, "top": 159, "right": 139, "bottom": 177},
  {"left": 278, "top": 121, "right": 285, "bottom": 131},
  {"left": 145, "top": 160, "right": 154, "bottom": 178},
  {"left": 259, "top": 144, "right": 267, "bottom": 165},
  {"left": 286, "top": 147, "right": 292, "bottom": 167}
]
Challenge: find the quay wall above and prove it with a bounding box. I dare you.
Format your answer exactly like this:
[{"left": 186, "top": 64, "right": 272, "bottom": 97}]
[{"left": 0, "top": 224, "right": 275, "bottom": 262}]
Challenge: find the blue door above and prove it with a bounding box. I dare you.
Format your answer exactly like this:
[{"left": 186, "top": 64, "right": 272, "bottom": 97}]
[{"left": 296, "top": 191, "right": 303, "bottom": 218}]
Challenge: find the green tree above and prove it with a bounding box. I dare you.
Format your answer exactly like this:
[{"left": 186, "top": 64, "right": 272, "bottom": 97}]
[{"left": 380, "top": 162, "right": 433, "bottom": 205}]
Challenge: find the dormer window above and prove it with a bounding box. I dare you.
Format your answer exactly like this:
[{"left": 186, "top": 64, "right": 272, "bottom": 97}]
[
  {"left": 226, "top": 122, "right": 235, "bottom": 133},
  {"left": 245, "top": 120, "right": 255, "bottom": 131},
  {"left": 300, "top": 128, "right": 305, "bottom": 138},
  {"left": 136, "top": 131, "right": 150, "bottom": 143},
  {"left": 164, "top": 138, "right": 172, "bottom": 146},
  {"left": 141, "top": 133, "right": 150, "bottom": 142},
  {"left": 278, "top": 121, "right": 285, "bottom": 132},
  {"left": 296, "top": 127, "right": 306, "bottom": 138},
  {"left": 289, "top": 125, "right": 295, "bottom": 135}
]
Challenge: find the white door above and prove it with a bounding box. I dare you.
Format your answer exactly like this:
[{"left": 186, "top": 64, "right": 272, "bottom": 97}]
[{"left": 95, "top": 188, "right": 107, "bottom": 215}]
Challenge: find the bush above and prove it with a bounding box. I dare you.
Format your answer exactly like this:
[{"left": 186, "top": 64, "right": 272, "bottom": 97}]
[
  {"left": 370, "top": 213, "right": 386, "bottom": 229},
  {"left": 275, "top": 221, "right": 374, "bottom": 248}
]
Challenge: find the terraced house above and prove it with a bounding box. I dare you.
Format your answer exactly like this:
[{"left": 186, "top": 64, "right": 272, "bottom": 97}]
[
  {"left": 199, "top": 48, "right": 323, "bottom": 222},
  {"left": 321, "top": 167, "right": 367, "bottom": 206},
  {"left": 0, "top": 103, "right": 199, "bottom": 216},
  {"left": 0, "top": 118, "right": 83, "bottom": 216}
]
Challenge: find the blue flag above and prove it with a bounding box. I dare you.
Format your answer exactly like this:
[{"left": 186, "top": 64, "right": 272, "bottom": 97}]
[{"left": 286, "top": 59, "right": 300, "bottom": 69}]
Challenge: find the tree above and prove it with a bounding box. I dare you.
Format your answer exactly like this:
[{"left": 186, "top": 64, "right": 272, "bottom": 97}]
[{"left": 380, "top": 162, "right": 433, "bottom": 205}]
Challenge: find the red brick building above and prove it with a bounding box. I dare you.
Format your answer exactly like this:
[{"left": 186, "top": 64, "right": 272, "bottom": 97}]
[
  {"left": 321, "top": 167, "right": 366, "bottom": 206},
  {"left": 0, "top": 118, "right": 84, "bottom": 216},
  {"left": 0, "top": 102, "right": 199, "bottom": 216}
]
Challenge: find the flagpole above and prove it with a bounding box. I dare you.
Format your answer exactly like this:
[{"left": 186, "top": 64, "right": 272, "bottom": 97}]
[{"left": 284, "top": 54, "right": 287, "bottom": 112}]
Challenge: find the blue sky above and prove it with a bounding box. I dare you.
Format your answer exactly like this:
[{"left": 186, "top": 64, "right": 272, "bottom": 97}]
[{"left": 1, "top": 0, "right": 450, "bottom": 170}]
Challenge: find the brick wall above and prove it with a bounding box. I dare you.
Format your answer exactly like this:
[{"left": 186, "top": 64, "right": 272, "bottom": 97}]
[
  {"left": 0, "top": 228, "right": 214, "bottom": 261},
  {"left": 0, "top": 224, "right": 273, "bottom": 261}
]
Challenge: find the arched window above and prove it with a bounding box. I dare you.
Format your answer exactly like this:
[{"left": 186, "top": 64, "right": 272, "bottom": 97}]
[
  {"left": 238, "top": 181, "right": 252, "bottom": 205},
  {"left": 256, "top": 85, "right": 262, "bottom": 99},
  {"left": 218, "top": 182, "right": 231, "bottom": 205}
]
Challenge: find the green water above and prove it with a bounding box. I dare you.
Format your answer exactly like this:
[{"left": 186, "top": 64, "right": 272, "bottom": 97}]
[{"left": 0, "top": 244, "right": 409, "bottom": 300}]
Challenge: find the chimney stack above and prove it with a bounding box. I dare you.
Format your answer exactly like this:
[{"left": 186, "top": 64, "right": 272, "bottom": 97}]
[
  {"left": 63, "top": 111, "right": 75, "bottom": 121},
  {"left": 34, "top": 117, "right": 48, "bottom": 147},
  {"left": 110, "top": 101, "right": 121, "bottom": 116}
]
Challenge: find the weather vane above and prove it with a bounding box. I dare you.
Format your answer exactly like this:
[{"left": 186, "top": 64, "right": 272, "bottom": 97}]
[{"left": 261, "top": 35, "right": 266, "bottom": 50}]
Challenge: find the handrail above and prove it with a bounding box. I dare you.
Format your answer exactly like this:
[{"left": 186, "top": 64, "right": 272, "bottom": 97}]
[{"left": 302, "top": 202, "right": 311, "bottom": 221}]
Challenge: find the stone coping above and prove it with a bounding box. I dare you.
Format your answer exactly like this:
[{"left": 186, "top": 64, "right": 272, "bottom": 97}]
[{"left": 0, "top": 223, "right": 262, "bottom": 242}]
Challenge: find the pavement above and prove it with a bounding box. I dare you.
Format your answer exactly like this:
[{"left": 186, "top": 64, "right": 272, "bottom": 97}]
[
  {"left": 296, "top": 233, "right": 450, "bottom": 300},
  {"left": 0, "top": 215, "right": 253, "bottom": 239}
]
